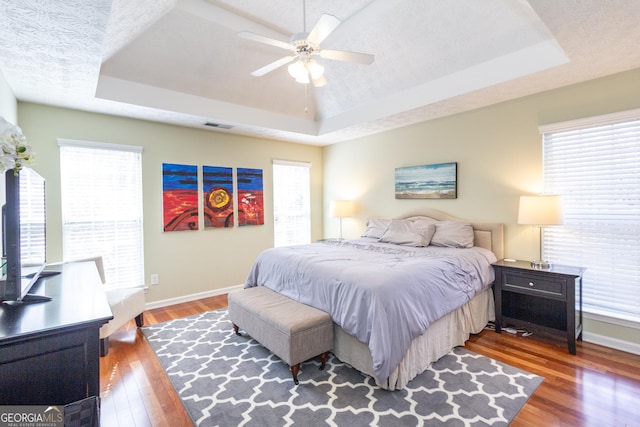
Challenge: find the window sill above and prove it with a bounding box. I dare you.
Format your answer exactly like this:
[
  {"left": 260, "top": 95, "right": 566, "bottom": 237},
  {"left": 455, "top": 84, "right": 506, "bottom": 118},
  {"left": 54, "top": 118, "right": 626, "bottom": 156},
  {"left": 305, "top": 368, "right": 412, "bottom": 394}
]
[{"left": 583, "top": 309, "right": 640, "bottom": 330}]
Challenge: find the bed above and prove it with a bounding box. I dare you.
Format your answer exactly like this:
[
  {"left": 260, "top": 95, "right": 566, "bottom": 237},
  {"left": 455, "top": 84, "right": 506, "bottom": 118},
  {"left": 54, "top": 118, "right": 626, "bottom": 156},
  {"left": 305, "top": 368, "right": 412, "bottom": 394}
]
[{"left": 245, "top": 209, "right": 504, "bottom": 390}]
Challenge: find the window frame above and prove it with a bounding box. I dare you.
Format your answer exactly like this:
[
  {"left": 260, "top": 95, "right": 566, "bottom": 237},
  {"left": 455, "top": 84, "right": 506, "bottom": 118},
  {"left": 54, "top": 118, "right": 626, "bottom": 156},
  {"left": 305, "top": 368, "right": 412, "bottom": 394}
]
[
  {"left": 272, "top": 159, "right": 311, "bottom": 247},
  {"left": 539, "top": 108, "right": 640, "bottom": 327},
  {"left": 58, "top": 138, "right": 144, "bottom": 289}
]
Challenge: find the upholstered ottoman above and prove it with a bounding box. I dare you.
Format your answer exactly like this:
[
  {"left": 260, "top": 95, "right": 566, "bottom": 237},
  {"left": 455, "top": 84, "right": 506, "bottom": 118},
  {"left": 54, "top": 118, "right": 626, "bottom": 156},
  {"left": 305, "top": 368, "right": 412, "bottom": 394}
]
[{"left": 228, "top": 286, "right": 333, "bottom": 384}]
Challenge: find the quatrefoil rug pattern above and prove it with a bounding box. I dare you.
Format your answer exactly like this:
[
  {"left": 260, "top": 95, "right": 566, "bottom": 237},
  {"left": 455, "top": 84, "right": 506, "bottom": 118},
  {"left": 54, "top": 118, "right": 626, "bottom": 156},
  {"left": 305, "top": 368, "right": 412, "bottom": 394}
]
[{"left": 142, "top": 308, "right": 542, "bottom": 427}]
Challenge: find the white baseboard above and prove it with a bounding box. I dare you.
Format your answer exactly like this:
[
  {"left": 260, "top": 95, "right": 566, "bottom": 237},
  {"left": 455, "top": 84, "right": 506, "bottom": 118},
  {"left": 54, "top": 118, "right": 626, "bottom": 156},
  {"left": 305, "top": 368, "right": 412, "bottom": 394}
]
[
  {"left": 582, "top": 332, "right": 640, "bottom": 356},
  {"left": 144, "top": 284, "right": 244, "bottom": 310}
]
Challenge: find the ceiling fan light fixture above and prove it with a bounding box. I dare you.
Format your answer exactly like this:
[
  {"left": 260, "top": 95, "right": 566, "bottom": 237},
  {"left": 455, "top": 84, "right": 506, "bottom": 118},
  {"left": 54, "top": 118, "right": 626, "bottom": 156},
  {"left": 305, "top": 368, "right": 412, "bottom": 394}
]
[
  {"left": 312, "top": 74, "right": 327, "bottom": 87},
  {"left": 288, "top": 58, "right": 324, "bottom": 85},
  {"left": 288, "top": 60, "right": 306, "bottom": 79},
  {"left": 240, "top": 8, "right": 374, "bottom": 88},
  {"left": 307, "top": 60, "right": 324, "bottom": 80},
  {"left": 295, "top": 71, "right": 310, "bottom": 84}
]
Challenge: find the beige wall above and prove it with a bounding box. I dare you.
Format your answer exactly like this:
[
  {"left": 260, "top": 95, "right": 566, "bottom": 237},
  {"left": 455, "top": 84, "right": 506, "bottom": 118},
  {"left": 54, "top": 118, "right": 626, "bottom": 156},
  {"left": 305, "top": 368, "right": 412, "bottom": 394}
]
[
  {"left": 16, "top": 103, "right": 323, "bottom": 304},
  {"left": 12, "top": 68, "right": 640, "bottom": 352},
  {"left": 0, "top": 70, "right": 17, "bottom": 210},
  {"left": 323, "top": 67, "right": 640, "bottom": 351},
  {"left": 0, "top": 68, "right": 16, "bottom": 123}
]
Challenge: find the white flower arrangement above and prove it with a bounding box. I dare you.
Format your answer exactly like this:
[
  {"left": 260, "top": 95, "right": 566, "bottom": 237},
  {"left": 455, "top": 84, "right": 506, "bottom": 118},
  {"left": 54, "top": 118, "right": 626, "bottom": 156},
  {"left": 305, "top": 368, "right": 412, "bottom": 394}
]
[{"left": 0, "top": 116, "right": 35, "bottom": 175}]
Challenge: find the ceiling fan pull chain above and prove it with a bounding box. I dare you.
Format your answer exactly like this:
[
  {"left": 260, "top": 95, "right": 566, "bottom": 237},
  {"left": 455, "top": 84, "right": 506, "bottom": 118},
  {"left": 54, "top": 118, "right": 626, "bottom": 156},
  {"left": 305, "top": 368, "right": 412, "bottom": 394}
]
[{"left": 304, "top": 83, "right": 308, "bottom": 114}]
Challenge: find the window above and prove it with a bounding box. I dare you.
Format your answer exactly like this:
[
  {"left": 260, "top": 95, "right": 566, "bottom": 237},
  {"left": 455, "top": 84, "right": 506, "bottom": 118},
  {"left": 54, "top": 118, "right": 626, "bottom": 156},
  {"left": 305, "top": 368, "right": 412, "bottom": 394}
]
[
  {"left": 272, "top": 160, "right": 311, "bottom": 247},
  {"left": 58, "top": 139, "right": 144, "bottom": 288},
  {"left": 540, "top": 109, "right": 640, "bottom": 324}
]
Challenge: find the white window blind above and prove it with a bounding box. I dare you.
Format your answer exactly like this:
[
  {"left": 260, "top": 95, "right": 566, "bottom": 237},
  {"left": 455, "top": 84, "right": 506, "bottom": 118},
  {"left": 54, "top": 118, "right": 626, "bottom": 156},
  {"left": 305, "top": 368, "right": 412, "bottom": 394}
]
[
  {"left": 19, "top": 168, "right": 46, "bottom": 265},
  {"left": 540, "top": 110, "right": 640, "bottom": 324},
  {"left": 273, "top": 160, "right": 311, "bottom": 247},
  {"left": 58, "top": 139, "right": 144, "bottom": 288}
]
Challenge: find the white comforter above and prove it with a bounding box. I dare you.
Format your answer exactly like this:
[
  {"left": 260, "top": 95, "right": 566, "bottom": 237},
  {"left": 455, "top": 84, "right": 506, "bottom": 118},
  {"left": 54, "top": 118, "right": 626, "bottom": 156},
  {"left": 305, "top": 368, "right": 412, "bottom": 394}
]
[{"left": 245, "top": 238, "right": 496, "bottom": 381}]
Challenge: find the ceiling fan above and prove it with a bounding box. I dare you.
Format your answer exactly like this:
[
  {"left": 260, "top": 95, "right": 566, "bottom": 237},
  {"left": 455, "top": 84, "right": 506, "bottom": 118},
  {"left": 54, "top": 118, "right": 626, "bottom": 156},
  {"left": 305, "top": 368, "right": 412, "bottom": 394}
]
[{"left": 238, "top": 3, "right": 374, "bottom": 87}]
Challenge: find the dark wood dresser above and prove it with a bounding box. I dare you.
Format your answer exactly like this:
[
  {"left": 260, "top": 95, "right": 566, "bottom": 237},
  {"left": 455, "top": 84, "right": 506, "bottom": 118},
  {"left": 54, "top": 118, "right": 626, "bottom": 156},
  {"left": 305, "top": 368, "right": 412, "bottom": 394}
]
[{"left": 0, "top": 261, "right": 113, "bottom": 405}]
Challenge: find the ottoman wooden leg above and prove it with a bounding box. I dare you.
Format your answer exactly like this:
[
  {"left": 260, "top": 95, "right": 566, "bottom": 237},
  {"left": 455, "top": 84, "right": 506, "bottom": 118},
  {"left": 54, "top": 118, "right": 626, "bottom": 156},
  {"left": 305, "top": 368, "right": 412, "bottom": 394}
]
[
  {"left": 290, "top": 363, "right": 301, "bottom": 385},
  {"left": 319, "top": 352, "right": 329, "bottom": 370},
  {"left": 232, "top": 323, "right": 240, "bottom": 336}
]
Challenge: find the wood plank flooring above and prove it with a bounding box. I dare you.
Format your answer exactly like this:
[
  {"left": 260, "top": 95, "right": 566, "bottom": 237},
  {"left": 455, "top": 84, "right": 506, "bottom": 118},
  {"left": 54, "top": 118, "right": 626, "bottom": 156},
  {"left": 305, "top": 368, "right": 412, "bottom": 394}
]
[{"left": 99, "top": 295, "right": 640, "bottom": 426}]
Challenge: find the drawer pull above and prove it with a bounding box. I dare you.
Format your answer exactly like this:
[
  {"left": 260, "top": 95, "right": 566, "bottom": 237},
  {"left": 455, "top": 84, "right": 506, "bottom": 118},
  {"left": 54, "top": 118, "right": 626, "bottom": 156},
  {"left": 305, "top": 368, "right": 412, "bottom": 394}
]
[{"left": 529, "top": 282, "right": 535, "bottom": 287}]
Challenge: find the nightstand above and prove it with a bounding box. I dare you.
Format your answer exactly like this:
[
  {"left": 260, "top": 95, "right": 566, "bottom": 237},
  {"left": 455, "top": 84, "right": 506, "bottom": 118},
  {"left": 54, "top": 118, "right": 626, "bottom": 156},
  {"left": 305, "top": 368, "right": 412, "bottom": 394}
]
[{"left": 492, "top": 259, "right": 585, "bottom": 354}]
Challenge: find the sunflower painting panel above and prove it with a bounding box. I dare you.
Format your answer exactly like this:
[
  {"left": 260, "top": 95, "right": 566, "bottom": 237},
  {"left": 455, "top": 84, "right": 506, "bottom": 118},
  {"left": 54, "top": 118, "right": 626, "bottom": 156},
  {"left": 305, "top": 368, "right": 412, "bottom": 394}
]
[
  {"left": 203, "top": 166, "right": 234, "bottom": 228},
  {"left": 162, "top": 163, "right": 199, "bottom": 231},
  {"left": 237, "top": 167, "right": 264, "bottom": 226}
]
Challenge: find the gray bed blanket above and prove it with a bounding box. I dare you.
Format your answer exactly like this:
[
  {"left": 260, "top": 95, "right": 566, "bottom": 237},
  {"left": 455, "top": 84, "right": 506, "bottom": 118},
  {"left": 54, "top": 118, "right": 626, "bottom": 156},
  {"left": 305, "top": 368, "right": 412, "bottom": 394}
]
[{"left": 245, "top": 238, "right": 496, "bottom": 381}]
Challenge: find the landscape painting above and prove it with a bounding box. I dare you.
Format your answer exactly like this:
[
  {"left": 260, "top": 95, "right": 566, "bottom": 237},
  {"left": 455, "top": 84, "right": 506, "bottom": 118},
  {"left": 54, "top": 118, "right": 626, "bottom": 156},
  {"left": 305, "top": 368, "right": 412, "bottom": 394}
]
[
  {"left": 203, "top": 166, "right": 234, "bottom": 228},
  {"left": 395, "top": 162, "right": 457, "bottom": 199},
  {"left": 236, "top": 168, "right": 264, "bottom": 226},
  {"left": 162, "top": 163, "right": 199, "bottom": 231}
]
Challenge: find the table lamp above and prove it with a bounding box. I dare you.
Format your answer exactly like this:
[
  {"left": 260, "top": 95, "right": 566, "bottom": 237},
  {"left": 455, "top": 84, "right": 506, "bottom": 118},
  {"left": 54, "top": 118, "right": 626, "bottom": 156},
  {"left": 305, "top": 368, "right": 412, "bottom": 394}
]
[
  {"left": 329, "top": 200, "right": 355, "bottom": 240},
  {"left": 518, "top": 195, "right": 563, "bottom": 268}
]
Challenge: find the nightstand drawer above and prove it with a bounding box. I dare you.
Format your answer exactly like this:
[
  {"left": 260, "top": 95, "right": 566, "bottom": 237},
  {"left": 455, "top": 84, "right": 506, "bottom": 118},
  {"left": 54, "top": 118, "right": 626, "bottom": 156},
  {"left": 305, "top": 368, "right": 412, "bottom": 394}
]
[{"left": 503, "top": 271, "right": 566, "bottom": 299}]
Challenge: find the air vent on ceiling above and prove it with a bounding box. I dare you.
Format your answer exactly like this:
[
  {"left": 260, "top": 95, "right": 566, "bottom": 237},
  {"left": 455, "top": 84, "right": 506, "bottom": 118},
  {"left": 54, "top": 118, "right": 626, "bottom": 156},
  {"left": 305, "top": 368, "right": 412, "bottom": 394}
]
[{"left": 204, "top": 121, "right": 233, "bottom": 130}]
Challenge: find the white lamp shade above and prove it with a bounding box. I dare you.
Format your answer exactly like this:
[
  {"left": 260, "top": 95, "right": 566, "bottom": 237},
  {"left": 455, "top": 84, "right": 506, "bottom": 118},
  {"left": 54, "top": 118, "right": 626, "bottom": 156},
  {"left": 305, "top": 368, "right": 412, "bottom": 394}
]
[
  {"left": 518, "top": 195, "right": 564, "bottom": 225},
  {"left": 294, "top": 72, "right": 310, "bottom": 84},
  {"left": 312, "top": 74, "right": 327, "bottom": 87},
  {"left": 307, "top": 60, "right": 324, "bottom": 80},
  {"left": 330, "top": 200, "right": 355, "bottom": 218},
  {"left": 288, "top": 61, "right": 305, "bottom": 79}
]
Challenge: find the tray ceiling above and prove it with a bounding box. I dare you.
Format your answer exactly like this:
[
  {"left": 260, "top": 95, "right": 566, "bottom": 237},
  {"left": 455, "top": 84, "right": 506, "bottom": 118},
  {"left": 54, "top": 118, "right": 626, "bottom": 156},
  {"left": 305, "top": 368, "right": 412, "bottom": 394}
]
[{"left": 1, "top": 0, "right": 640, "bottom": 145}]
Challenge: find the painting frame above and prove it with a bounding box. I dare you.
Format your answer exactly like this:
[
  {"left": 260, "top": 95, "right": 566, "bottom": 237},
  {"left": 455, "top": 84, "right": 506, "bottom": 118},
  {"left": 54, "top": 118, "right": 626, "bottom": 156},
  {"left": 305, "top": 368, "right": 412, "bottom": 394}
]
[{"left": 395, "top": 162, "right": 458, "bottom": 199}]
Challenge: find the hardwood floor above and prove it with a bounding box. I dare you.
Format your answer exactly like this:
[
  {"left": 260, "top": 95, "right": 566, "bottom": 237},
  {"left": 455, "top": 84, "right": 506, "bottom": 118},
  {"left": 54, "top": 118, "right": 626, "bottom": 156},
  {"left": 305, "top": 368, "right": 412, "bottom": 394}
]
[{"left": 99, "top": 295, "right": 640, "bottom": 426}]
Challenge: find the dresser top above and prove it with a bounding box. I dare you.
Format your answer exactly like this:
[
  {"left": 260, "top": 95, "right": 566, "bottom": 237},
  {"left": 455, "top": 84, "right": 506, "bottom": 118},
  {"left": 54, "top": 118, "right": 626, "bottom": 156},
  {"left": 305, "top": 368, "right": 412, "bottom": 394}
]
[
  {"left": 493, "top": 259, "right": 586, "bottom": 277},
  {"left": 0, "top": 261, "right": 113, "bottom": 342}
]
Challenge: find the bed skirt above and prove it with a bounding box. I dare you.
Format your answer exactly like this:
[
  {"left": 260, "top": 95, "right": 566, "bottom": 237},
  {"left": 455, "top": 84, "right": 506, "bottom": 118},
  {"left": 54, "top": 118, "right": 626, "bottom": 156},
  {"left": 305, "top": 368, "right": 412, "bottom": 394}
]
[{"left": 332, "top": 287, "right": 495, "bottom": 390}]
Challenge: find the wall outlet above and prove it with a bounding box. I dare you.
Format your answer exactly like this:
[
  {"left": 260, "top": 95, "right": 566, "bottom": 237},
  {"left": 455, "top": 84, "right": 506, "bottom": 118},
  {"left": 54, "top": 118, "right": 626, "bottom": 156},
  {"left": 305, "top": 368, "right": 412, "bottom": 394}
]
[{"left": 150, "top": 273, "right": 159, "bottom": 285}]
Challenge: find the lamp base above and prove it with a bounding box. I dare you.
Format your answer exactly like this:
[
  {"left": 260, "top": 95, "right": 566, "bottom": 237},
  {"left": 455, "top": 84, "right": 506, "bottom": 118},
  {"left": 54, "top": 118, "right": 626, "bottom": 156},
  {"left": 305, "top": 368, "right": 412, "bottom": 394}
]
[{"left": 531, "top": 260, "right": 552, "bottom": 269}]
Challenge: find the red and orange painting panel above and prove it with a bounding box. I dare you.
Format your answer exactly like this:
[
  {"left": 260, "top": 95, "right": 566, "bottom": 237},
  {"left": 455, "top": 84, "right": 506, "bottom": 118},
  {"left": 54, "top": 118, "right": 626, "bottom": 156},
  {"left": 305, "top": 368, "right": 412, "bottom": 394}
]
[
  {"left": 203, "top": 166, "right": 234, "bottom": 228},
  {"left": 162, "top": 163, "right": 199, "bottom": 231},
  {"left": 237, "top": 168, "right": 264, "bottom": 226}
]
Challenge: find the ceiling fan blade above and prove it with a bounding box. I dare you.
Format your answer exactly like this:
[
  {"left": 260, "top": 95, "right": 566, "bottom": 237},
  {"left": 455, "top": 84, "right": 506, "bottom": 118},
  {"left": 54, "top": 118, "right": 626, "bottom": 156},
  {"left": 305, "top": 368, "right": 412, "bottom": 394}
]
[
  {"left": 307, "top": 14, "right": 341, "bottom": 45},
  {"left": 238, "top": 31, "right": 293, "bottom": 51},
  {"left": 319, "top": 49, "right": 375, "bottom": 65},
  {"left": 250, "top": 56, "right": 296, "bottom": 77}
]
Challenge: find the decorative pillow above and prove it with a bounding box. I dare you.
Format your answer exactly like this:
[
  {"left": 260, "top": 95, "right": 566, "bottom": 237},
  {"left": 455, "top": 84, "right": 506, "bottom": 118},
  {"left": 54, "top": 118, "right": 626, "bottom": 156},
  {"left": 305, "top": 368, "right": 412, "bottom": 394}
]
[
  {"left": 430, "top": 221, "right": 475, "bottom": 248},
  {"left": 361, "top": 218, "right": 391, "bottom": 239},
  {"left": 380, "top": 219, "right": 435, "bottom": 247}
]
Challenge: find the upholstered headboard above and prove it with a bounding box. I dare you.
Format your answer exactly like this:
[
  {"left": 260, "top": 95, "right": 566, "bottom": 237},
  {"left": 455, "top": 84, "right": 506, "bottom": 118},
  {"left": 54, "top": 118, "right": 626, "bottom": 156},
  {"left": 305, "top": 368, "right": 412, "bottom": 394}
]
[{"left": 396, "top": 209, "right": 504, "bottom": 260}]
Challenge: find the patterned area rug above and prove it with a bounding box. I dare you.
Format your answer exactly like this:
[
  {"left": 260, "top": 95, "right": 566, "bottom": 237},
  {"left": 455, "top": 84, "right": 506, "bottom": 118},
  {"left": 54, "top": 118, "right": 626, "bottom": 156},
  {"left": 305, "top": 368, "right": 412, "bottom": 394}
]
[{"left": 142, "top": 308, "right": 542, "bottom": 427}]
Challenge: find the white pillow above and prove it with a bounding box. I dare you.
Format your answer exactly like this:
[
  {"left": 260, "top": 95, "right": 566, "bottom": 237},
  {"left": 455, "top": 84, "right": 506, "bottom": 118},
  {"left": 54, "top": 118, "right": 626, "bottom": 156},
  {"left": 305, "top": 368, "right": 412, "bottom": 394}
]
[
  {"left": 380, "top": 219, "right": 435, "bottom": 247},
  {"left": 430, "top": 221, "right": 475, "bottom": 248},
  {"left": 361, "top": 218, "right": 391, "bottom": 239}
]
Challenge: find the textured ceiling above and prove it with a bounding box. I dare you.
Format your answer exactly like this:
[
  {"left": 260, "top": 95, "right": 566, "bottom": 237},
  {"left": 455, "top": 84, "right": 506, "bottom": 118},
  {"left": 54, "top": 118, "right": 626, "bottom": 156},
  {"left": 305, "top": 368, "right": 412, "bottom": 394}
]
[{"left": 1, "top": 0, "right": 640, "bottom": 146}]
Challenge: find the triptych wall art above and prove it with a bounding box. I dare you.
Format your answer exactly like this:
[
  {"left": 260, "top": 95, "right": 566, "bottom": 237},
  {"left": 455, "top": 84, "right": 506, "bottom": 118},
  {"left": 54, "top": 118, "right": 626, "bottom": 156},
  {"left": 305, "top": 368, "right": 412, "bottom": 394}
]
[{"left": 162, "top": 163, "right": 264, "bottom": 232}]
